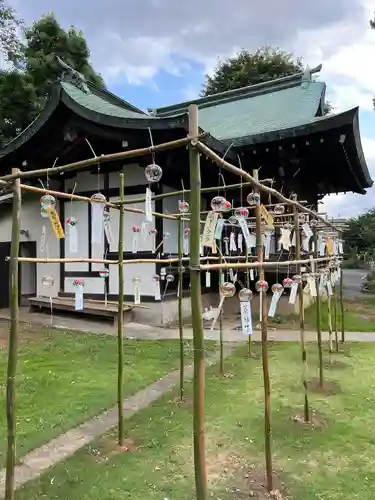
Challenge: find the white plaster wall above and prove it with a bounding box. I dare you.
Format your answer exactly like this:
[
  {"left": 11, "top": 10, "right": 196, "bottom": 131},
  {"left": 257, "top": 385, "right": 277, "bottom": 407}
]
[
  {"left": 0, "top": 194, "right": 60, "bottom": 298},
  {"left": 109, "top": 262, "right": 156, "bottom": 296},
  {"left": 65, "top": 171, "right": 104, "bottom": 192},
  {"left": 64, "top": 277, "right": 104, "bottom": 294},
  {"left": 64, "top": 200, "right": 89, "bottom": 271},
  {"left": 109, "top": 194, "right": 156, "bottom": 252},
  {"left": 109, "top": 163, "right": 148, "bottom": 188}
]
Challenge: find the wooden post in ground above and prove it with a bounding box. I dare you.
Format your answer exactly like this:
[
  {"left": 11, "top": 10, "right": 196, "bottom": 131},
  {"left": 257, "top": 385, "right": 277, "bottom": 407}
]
[
  {"left": 340, "top": 267, "right": 345, "bottom": 343},
  {"left": 177, "top": 216, "right": 185, "bottom": 400},
  {"left": 117, "top": 173, "right": 125, "bottom": 446},
  {"left": 293, "top": 196, "right": 310, "bottom": 423},
  {"left": 253, "top": 169, "right": 273, "bottom": 493},
  {"left": 333, "top": 283, "right": 339, "bottom": 352},
  {"left": 313, "top": 226, "right": 324, "bottom": 388},
  {"left": 188, "top": 104, "right": 208, "bottom": 500},
  {"left": 327, "top": 292, "right": 333, "bottom": 364},
  {"left": 218, "top": 242, "right": 224, "bottom": 375},
  {"left": 5, "top": 168, "right": 21, "bottom": 500}
]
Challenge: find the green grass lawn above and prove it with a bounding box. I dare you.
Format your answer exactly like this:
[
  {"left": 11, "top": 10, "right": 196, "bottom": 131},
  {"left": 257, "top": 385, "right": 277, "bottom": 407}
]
[
  {"left": 16, "top": 342, "right": 375, "bottom": 500},
  {"left": 269, "top": 295, "right": 375, "bottom": 333},
  {"left": 0, "top": 325, "right": 214, "bottom": 468}
]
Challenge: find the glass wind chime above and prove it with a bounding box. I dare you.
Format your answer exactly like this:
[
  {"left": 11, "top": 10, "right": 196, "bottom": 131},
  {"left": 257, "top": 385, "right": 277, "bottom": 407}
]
[{"left": 40, "top": 192, "right": 65, "bottom": 323}]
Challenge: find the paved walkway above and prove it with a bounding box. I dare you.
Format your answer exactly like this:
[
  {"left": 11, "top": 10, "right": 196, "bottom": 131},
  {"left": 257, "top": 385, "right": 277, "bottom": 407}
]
[{"left": 0, "top": 348, "right": 232, "bottom": 497}]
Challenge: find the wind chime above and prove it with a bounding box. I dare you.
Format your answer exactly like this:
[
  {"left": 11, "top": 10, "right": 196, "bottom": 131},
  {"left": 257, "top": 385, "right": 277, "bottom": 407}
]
[
  {"left": 210, "top": 281, "right": 236, "bottom": 330},
  {"left": 40, "top": 192, "right": 64, "bottom": 324},
  {"left": 73, "top": 279, "right": 84, "bottom": 310}
]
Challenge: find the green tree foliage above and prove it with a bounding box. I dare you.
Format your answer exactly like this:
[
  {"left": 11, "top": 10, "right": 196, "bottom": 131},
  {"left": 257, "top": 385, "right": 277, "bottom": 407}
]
[
  {"left": 24, "top": 13, "right": 104, "bottom": 97},
  {"left": 344, "top": 208, "right": 375, "bottom": 257},
  {"left": 202, "top": 46, "right": 333, "bottom": 114},
  {"left": 0, "top": 11, "right": 104, "bottom": 144},
  {"left": 0, "top": 0, "right": 23, "bottom": 63}
]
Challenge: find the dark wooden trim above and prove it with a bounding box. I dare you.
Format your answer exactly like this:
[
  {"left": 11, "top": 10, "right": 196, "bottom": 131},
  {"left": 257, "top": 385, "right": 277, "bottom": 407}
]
[
  {"left": 64, "top": 271, "right": 102, "bottom": 278},
  {"left": 58, "top": 291, "right": 197, "bottom": 302},
  {"left": 88, "top": 202, "right": 92, "bottom": 271}
]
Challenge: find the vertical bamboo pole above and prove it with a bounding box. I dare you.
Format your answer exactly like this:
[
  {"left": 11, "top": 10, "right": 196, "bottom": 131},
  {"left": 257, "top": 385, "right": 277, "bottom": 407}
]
[
  {"left": 219, "top": 242, "right": 224, "bottom": 375},
  {"left": 333, "top": 284, "right": 339, "bottom": 352},
  {"left": 327, "top": 292, "right": 333, "bottom": 364},
  {"left": 245, "top": 246, "right": 253, "bottom": 357},
  {"left": 293, "top": 197, "right": 310, "bottom": 422},
  {"left": 117, "top": 173, "right": 125, "bottom": 446},
  {"left": 5, "top": 168, "right": 21, "bottom": 500},
  {"left": 253, "top": 169, "right": 273, "bottom": 493},
  {"left": 177, "top": 216, "right": 185, "bottom": 400},
  {"left": 313, "top": 226, "right": 324, "bottom": 387},
  {"left": 340, "top": 266, "right": 345, "bottom": 343},
  {"left": 188, "top": 104, "right": 208, "bottom": 500}
]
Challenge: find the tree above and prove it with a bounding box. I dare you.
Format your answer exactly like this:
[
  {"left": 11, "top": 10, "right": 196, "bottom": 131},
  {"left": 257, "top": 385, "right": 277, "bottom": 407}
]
[
  {"left": 202, "top": 46, "right": 332, "bottom": 114},
  {"left": 0, "top": 12, "right": 105, "bottom": 144},
  {"left": 344, "top": 208, "right": 375, "bottom": 257},
  {"left": 0, "top": 0, "right": 23, "bottom": 64},
  {"left": 24, "top": 13, "right": 104, "bottom": 99}
]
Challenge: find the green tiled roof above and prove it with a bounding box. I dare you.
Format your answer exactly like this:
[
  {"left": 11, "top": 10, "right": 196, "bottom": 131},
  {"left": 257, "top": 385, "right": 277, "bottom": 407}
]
[
  {"left": 61, "top": 81, "right": 151, "bottom": 120},
  {"left": 152, "top": 70, "right": 325, "bottom": 141}
]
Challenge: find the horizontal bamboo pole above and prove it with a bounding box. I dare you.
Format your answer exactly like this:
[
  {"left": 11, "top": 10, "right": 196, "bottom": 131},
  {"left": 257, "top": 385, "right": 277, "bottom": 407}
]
[
  {"left": 196, "top": 141, "right": 341, "bottom": 232},
  {"left": 116, "top": 179, "right": 275, "bottom": 205},
  {"left": 20, "top": 183, "right": 178, "bottom": 220},
  {"left": 200, "top": 256, "right": 333, "bottom": 271},
  {"left": 11, "top": 257, "right": 119, "bottom": 265},
  {"left": 0, "top": 134, "right": 207, "bottom": 183}
]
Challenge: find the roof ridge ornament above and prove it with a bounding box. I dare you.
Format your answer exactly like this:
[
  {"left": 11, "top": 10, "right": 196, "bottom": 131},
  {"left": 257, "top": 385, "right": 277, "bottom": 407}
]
[
  {"left": 55, "top": 56, "right": 90, "bottom": 94},
  {"left": 301, "top": 63, "right": 323, "bottom": 88}
]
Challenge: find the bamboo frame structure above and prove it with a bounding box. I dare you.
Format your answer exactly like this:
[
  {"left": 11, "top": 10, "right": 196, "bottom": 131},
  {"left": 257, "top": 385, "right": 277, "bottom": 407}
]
[
  {"left": 177, "top": 216, "right": 185, "bottom": 401},
  {"left": 5, "top": 169, "right": 21, "bottom": 500},
  {"left": 254, "top": 169, "right": 273, "bottom": 492},
  {"left": 3, "top": 101, "right": 348, "bottom": 500},
  {"left": 293, "top": 196, "right": 310, "bottom": 423},
  {"left": 117, "top": 173, "right": 125, "bottom": 446},
  {"left": 313, "top": 226, "right": 324, "bottom": 388},
  {"left": 189, "top": 104, "right": 208, "bottom": 500}
]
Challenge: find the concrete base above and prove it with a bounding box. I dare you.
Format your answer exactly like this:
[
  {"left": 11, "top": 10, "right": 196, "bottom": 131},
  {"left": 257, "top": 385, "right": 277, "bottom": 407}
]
[{"left": 132, "top": 290, "right": 316, "bottom": 326}]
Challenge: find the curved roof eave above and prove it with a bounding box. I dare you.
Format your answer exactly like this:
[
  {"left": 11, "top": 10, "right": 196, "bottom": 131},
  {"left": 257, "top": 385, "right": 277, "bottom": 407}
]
[
  {"left": 0, "top": 84, "right": 62, "bottom": 159},
  {"left": 227, "top": 107, "right": 372, "bottom": 193},
  {"left": 61, "top": 89, "right": 189, "bottom": 131}
]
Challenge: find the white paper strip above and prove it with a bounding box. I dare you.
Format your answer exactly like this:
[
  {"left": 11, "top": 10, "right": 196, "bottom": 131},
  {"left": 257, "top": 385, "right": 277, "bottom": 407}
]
[
  {"left": 229, "top": 232, "right": 237, "bottom": 251},
  {"left": 237, "top": 233, "right": 243, "bottom": 253},
  {"left": 104, "top": 215, "right": 114, "bottom": 246},
  {"left": 40, "top": 226, "right": 46, "bottom": 254},
  {"left": 302, "top": 223, "right": 313, "bottom": 239},
  {"left": 263, "top": 232, "right": 271, "bottom": 260},
  {"left": 308, "top": 277, "right": 317, "bottom": 297},
  {"left": 240, "top": 301, "right": 252, "bottom": 335},
  {"left": 68, "top": 225, "right": 78, "bottom": 254},
  {"left": 259, "top": 292, "right": 262, "bottom": 322},
  {"left": 205, "top": 271, "right": 211, "bottom": 288},
  {"left": 145, "top": 187, "right": 153, "bottom": 222},
  {"left": 238, "top": 217, "right": 252, "bottom": 250},
  {"left": 214, "top": 219, "right": 224, "bottom": 240},
  {"left": 183, "top": 234, "right": 190, "bottom": 255},
  {"left": 327, "top": 282, "right": 333, "bottom": 296},
  {"left": 154, "top": 279, "right": 161, "bottom": 301},
  {"left": 289, "top": 282, "right": 298, "bottom": 304},
  {"left": 75, "top": 285, "right": 84, "bottom": 311},
  {"left": 132, "top": 232, "right": 139, "bottom": 253},
  {"left": 134, "top": 282, "right": 141, "bottom": 305},
  {"left": 92, "top": 203, "right": 104, "bottom": 244},
  {"left": 202, "top": 211, "right": 218, "bottom": 248},
  {"left": 268, "top": 291, "right": 282, "bottom": 317},
  {"left": 278, "top": 228, "right": 291, "bottom": 251},
  {"left": 250, "top": 269, "right": 254, "bottom": 281}
]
